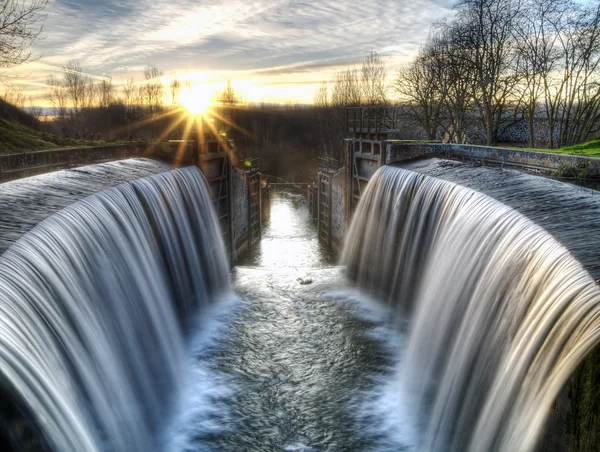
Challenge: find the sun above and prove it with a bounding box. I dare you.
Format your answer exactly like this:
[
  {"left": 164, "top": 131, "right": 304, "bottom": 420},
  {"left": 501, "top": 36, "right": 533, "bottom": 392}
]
[{"left": 181, "top": 85, "right": 212, "bottom": 115}]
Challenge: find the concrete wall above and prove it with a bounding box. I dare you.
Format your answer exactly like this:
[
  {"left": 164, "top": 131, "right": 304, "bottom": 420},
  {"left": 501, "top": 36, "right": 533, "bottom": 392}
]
[
  {"left": 386, "top": 143, "right": 600, "bottom": 177},
  {"left": 0, "top": 140, "right": 263, "bottom": 265},
  {"left": 0, "top": 142, "right": 163, "bottom": 183},
  {"left": 323, "top": 142, "right": 600, "bottom": 251},
  {"left": 0, "top": 140, "right": 225, "bottom": 183},
  {"left": 330, "top": 169, "right": 346, "bottom": 252},
  {"left": 231, "top": 166, "right": 250, "bottom": 259}
]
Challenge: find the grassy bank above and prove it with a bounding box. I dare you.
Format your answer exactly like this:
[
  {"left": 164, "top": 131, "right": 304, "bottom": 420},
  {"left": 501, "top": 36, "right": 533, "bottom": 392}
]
[
  {"left": 503, "top": 140, "right": 600, "bottom": 158},
  {"left": 0, "top": 119, "right": 104, "bottom": 155}
]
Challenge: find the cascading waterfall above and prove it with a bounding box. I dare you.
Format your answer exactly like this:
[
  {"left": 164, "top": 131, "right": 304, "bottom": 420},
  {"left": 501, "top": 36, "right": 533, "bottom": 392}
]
[
  {"left": 342, "top": 165, "right": 600, "bottom": 452},
  {"left": 0, "top": 166, "right": 230, "bottom": 451}
]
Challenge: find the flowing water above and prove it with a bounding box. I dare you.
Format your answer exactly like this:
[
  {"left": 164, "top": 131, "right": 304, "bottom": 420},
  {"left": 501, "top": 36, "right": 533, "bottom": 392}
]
[
  {"left": 399, "top": 158, "right": 600, "bottom": 280},
  {"left": 343, "top": 165, "right": 600, "bottom": 452},
  {"left": 2, "top": 161, "right": 600, "bottom": 452},
  {"left": 0, "top": 166, "right": 229, "bottom": 451},
  {"left": 169, "top": 189, "right": 400, "bottom": 451},
  {"left": 0, "top": 158, "right": 173, "bottom": 255}
]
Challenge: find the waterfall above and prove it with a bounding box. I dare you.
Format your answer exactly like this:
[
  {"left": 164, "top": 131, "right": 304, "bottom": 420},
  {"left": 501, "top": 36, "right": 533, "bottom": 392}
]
[
  {"left": 0, "top": 166, "right": 230, "bottom": 451},
  {"left": 342, "top": 165, "right": 600, "bottom": 452}
]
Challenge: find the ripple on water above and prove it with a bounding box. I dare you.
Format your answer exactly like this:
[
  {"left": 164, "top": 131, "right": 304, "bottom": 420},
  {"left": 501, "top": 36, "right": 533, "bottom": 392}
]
[
  {"left": 169, "top": 188, "right": 415, "bottom": 451},
  {"left": 168, "top": 267, "right": 414, "bottom": 451}
]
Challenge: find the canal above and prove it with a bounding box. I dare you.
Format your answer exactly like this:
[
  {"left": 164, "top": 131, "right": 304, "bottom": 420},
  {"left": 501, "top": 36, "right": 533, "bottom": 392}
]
[{"left": 167, "top": 188, "right": 406, "bottom": 451}]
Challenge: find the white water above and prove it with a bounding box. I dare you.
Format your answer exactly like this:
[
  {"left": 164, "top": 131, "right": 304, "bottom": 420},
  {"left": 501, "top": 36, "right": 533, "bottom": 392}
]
[
  {"left": 342, "top": 165, "right": 600, "bottom": 451},
  {"left": 3, "top": 163, "right": 600, "bottom": 451},
  {"left": 0, "top": 166, "right": 230, "bottom": 451}
]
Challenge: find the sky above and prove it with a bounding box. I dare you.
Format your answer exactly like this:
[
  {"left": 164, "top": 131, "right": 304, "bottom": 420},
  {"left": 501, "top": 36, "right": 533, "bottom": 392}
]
[{"left": 8, "top": 0, "right": 456, "bottom": 106}]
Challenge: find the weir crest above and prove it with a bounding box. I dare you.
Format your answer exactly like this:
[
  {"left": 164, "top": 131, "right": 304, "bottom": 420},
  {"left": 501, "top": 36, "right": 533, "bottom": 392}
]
[
  {"left": 342, "top": 165, "right": 600, "bottom": 452},
  {"left": 0, "top": 166, "right": 230, "bottom": 451}
]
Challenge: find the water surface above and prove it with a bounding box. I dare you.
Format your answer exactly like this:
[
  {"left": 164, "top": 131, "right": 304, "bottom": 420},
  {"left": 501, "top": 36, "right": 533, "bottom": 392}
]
[{"left": 171, "top": 188, "right": 400, "bottom": 451}]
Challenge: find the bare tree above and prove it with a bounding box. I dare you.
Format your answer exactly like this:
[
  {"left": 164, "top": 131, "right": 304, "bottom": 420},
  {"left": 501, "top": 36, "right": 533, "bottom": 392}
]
[
  {"left": 2, "top": 84, "right": 25, "bottom": 107},
  {"left": 28, "top": 94, "right": 42, "bottom": 118},
  {"left": 170, "top": 77, "right": 181, "bottom": 106},
  {"left": 513, "top": 0, "right": 563, "bottom": 147},
  {"left": 143, "top": 65, "right": 164, "bottom": 116},
  {"left": 0, "top": 0, "right": 48, "bottom": 70},
  {"left": 552, "top": 1, "right": 600, "bottom": 147},
  {"left": 450, "top": 0, "right": 524, "bottom": 145},
  {"left": 98, "top": 77, "right": 114, "bottom": 108},
  {"left": 63, "top": 60, "right": 87, "bottom": 116},
  {"left": 331, "top": 68, "right": 361, "bottom": 107},
  {"left": 361, "top": 49, "right": 387, "bottom": 105},
  {"left": 313, "top": 81, "right": 329, "bottom": 108},
  {"left": 122, "top": 78, "right": 136, "bottom": 108},
  {"left": 394, "top": 45, "right": 445, "bottom": 140},
  {"left": 45, "top": 74, "right": 68, "bottom": 128},
  {"left": 82, "top": 78, "right": 96, "bottom": 109},
  {"left": 218, "top": 79, "right": 238, "bottom": 105}
]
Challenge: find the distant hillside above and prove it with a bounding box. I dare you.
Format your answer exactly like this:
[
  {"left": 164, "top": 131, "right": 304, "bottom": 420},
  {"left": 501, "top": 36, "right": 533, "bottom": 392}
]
[{"left": 0, "top": 99, "right": 88, "bottom": 155}]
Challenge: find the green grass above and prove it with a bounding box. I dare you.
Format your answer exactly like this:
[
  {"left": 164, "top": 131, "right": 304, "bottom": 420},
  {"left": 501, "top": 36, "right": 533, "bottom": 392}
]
[
  {"left": 559, "top": 139, "right": 600, "bottom": 157},
  {"left": 498, "top": 140, "right": 600, "bottom": 158},
  {"left": 0, "top": 119, "right": 105, "bottom": 155},
  {"left": 0, "top": 119, "right": 59, "bottom": 155}
]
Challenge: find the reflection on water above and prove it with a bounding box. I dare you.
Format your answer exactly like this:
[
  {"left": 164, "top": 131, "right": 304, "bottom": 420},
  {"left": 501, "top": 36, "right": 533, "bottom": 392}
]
[{"left": 241, "top": 188, "right": 333, "bottom": 268}]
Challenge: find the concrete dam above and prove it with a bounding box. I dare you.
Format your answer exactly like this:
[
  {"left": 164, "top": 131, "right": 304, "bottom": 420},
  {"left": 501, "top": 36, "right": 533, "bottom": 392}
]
[{"left": 1, "top": 127, "right": 600, "bottom": 450}]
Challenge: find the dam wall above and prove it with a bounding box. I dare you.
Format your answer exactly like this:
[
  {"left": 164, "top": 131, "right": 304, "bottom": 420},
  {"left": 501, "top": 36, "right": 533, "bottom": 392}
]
[
  {"left": 0, "top": 140, "right": 267, "bottom": 264},
  {"left": 327, "top": 140, "right": 600, "bottom": 250},
  {"left": 385, "top": 142, "right": 600, "bottom": 177},
  {"left": 324, "top": 136, "right": 600, "bottom": 451},
  {"left": 0, "top": 142, "right": 153, "bottom": 183}
]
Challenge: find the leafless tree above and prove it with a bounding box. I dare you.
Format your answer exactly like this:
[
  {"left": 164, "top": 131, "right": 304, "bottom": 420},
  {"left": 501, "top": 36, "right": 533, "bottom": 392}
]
[
  {"left": 218, "top": 79, "right": 239, "bottom": 105},
  {"left": 28, "top": 94, "right": 41, "bottom": 118},
  {"left": 0, "top": 0, "right": 48, "bottom": 70},
  {"left": 2, "top": 84, "right": 25, "bottom": 107},
  {"left": 394, "top": 45, "right": 445, "bottom": 140},
  {"left": 143, "top": 65, "right": 164, "bottom": 116},
  {"left": 513, "top": 0, "right": 563, "bottom": 147},
  {"left": 63, "top": 60, "right": 88, "bottom": 116},
  {"left": 98, "top": 77, "right": 114, "bottom": 108},
  {"left": 122, "top": 78, "right": 136, "bottom": 108},
  {"left": 449, "top": 0, "right": 524, "bottom": 145},
  {"left": 361, "top": 49, "right": 387, "bottom": 105},
  {"left": 313, "top": 81, "right": 329, "bottom": 108},
  {"left": 170, "top": 77, "right": 181, "bottom": 106},
  {"left": 331, "top": 68, "right": 361, "bottom": 107},
  {"left": 45, "top": 74, "right": 67, "bottom": 128},
  {"left": 552, "top": 1, "right": 600, "bottom": 147}
]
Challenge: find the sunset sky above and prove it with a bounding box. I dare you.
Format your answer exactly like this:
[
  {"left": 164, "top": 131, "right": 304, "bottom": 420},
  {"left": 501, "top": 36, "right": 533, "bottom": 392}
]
[{"left": 9, "top": 0, "right": 456, "bottom": 106}]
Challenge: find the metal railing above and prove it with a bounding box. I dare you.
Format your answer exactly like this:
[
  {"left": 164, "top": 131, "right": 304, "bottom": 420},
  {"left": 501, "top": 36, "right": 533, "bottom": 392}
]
[
  {"left": 318, "top": 156, "right": 341, "bottom": 173},
  {"left": 346, "top": 106, "right": 401, "bottom": 134}
]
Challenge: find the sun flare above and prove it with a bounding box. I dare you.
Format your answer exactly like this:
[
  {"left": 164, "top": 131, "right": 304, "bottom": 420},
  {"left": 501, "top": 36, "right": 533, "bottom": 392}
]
[{"left": 181, "top": 85, "right": 212, "bottom": 115}]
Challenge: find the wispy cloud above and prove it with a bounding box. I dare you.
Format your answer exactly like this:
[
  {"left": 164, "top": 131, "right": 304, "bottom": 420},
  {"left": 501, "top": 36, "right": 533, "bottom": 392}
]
[{"left": 10, "top": 0, "right": 455, "bottom": 103}]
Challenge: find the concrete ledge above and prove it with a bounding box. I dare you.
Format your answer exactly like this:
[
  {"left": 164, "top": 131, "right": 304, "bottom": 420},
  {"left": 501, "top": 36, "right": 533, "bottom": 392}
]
[
  {"left": 386, "top": 143, "right": 600, "bottom": 177},
  {"left": 0, "top": 142, "right": 192, "bottom": 183}
]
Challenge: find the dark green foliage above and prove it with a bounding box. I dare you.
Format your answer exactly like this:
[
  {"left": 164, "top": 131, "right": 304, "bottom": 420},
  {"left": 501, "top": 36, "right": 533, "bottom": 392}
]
[
  {"left": 566, "top": 349, "right": 600, "bottom": 451},
  {"left": 554, "top": 162, "right": 593, "bottom": 180}
]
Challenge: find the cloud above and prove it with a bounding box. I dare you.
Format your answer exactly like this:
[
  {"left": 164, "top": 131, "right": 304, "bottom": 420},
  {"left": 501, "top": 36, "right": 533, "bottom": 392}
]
[{"left": 11, "top": 0, "right": 455, "bottom": 103}]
